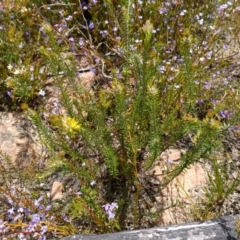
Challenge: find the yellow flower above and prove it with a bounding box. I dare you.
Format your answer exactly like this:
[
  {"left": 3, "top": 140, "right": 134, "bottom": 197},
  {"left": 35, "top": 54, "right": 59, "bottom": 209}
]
[
  {"left": 20, "top": 103, "right": 28, "bottom": 111},
  {"left": 62, "top": 117, "right": 81, "bottom": 133}
]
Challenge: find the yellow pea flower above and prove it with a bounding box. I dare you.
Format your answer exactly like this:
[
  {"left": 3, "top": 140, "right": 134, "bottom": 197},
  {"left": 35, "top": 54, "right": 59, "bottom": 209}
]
[{"left": 62, "top": 117, "right": 81, "bottom": 133}]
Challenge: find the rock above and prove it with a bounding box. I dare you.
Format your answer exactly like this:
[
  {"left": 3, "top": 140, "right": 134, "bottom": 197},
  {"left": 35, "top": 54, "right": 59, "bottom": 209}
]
[
  {"left": 60, "top": 214, "right": 240, "bottom": 240},
  {"left": 50, "top": 181, "right": 64, "bottom": 201},
  {"left": 160, "top": 148, "right": 186, "bottom": 163},
  {"left": 0, "top": 112, "right": 43, "bottom": 169},
  {"left": 77, "top": 71, "right": 96, "bottom": 88},
  {"left": 155, "top": 148, "right": 207, "bottom": 225}
]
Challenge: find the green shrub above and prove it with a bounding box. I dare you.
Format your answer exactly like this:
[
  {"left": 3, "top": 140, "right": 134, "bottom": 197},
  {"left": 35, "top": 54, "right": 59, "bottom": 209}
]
[{"left": 0, "top": 0, "right": 240, "bottom": 238}]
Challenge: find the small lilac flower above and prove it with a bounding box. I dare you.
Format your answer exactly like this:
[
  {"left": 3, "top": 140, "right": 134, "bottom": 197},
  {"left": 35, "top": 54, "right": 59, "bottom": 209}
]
[
  {"left": 45, "top": 205, "right": 52, "bottom": 211},
  {"left": 90, "top": 180, "right": 96, "bottom": 186},
  {"left": 26, "top": 214, "right": 41, "bottom": 231},
  {"left": 102, "top": 202, "right": 118, "bottom": 220},
  {"left": 218, "top": 4, "right": 228, "bottom": 11},
  {"left": 158, "top": 65, "right": 166, "bottom": 73},
  {"left": 8, "top": 207, "right": 15, "bottom": 215},
  {"left": 14, "top": 214, "right": 21, "bottom": 221},
  {"left": 38, "top": 89, "right": 45, "bottom": 96},
  {"left": 180, "top": 10, "right": 187, "bottom": 16},
  {"left": 219, "top": 110, "right": 230, "bottom": 119},
  {"left": 40, "top": 225, "right": 48, "bottom": 235},
  {"left": 100, "top": 30, "right": 108, "bottom": 38},
  {"left": 90, "top": 68, "right": 96, "bottom": 74},
  {"left": 89, "top": 22, "right": 94, "bottom": 29},
  {"left": 24, "top": 31, "right": 29, "bottom": 37},
  {"left": 0, "top": 220, "right": 8, "bottom": 233},
  {"left": 223, "top": 44, "right": 229, "bottom": 50},
  {"left": 7, "top": 91, "right": 12, "bottom": 98},
  {"left": 39, "top": 235, "right": 46, "bottom": 240},
  {"left": 34, "top": 196, "right": 44, "bottom": 208},
  {"left": 63, "top": 216, "right": 70, "bottom": 222},
  {"left": 218, "top": 4, "right": 229, "bottom": 14},
  {"left": 18, "top": 233, "right": 26, "bottom": 240},
  {"left": 198, "top": 19, "right": 204, "bottom": 25},
  {"left": 26, "top": 221, "right": 36, "bottom": 232},
  {"left": 204, "top": 82, "right": 211, "bottom": 89},
  {"left": 31, "top": 214, "right": 41, "bottom": 225},
  {"left": 69, "top": 37, "right": 75, "bottom": 42},
  {"left": 95, "top": 58, "right": 100, "bottom": 64},
  {"left": 65, "top": 15, "right": 73, "bottom": 21},
  {"left": 59, "top": 9, "right": 64, "bottom": 16},
  {"left": 79, "top": 38, "right": 84, "bottom": 47},
  {"left": 18, "top": 207, "right": 24, "bottom": 213},
  {"left": 24, "top": 208, "right": 31, "bottom": 214},
  {"left": 159, "top": 7, "right": 168, "bottom": 14}
]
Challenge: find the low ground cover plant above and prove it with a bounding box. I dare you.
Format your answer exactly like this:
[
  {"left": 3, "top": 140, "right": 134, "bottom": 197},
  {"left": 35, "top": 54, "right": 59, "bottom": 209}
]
[{"left": 0, "top": 0, "right": 240, "bottom": 239}]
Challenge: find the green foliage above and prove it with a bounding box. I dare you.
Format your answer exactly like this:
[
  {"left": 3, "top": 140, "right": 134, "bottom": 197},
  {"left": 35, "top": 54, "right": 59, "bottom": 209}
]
[
  {"left": 0, "top": 0, "right": 240, "bottom": 238},
  {"left": 189, "top": 156, "right": 240, "bottom": 221},
  {"left": 205, "top": 157, "right": 240, "bottom": 212}
]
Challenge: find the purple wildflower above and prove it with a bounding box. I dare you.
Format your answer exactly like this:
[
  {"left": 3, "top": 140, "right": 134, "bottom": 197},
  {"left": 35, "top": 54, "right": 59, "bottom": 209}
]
[
  {"left": 45, "top": 205, "right": 52, "bottom": 211},
  {"left": 18, "top": 233, "right": 26, "bottom": 240},
  {"left": 32, "top": 214, "right": 41, "bottom": 224},
  {"left": 218, "top": 4, "right": 228, "bottom": 12},
  {"left": 100, "top": 30, "right": 108, "bottom": 38},
  {"left": 0, "top": 220, "right": 8, "bottom": 233},
  {"left": 38, "top": 89, "right": 45, "bottom": 96},
  {"left": 159, "top": 7, "right": 168, "bottom": 14},
  {"left": 8, "top": 207, "right": 15, "bottom": 215},
  {"left": 40, "top": 225, "right": 48, "bottom": 235},
  {"left": 65, "top": 15, "right": 73, "bottom": 21},
  {"left": 90, "top": 68, "right": 96, "bottom": 74},
  {"left": 63, "top": 216, "right": 70, "bottom": 222},
  {"left": 34, "top": 196, "right": 44, "bottom": 208},
  {"left": 102, "top": 202, "right": 118, "bottom": 220},
  {"left": 219, "top": 110, "right": 231, "bottom": 119},
  {"left": 204, "top": 82, "right": 211, "bottom": 89},
  {"left": 89, "top": 22, "right": 94, "bottom": 29},
  {"left": 7, "top": 91, "right": 12, "bottom": 98},
  {"left": 90, "top": 180, "right": 96, "bottom": 186},
  {"left": 39, "top": 235, "right": 46, "bottom": 240}
]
